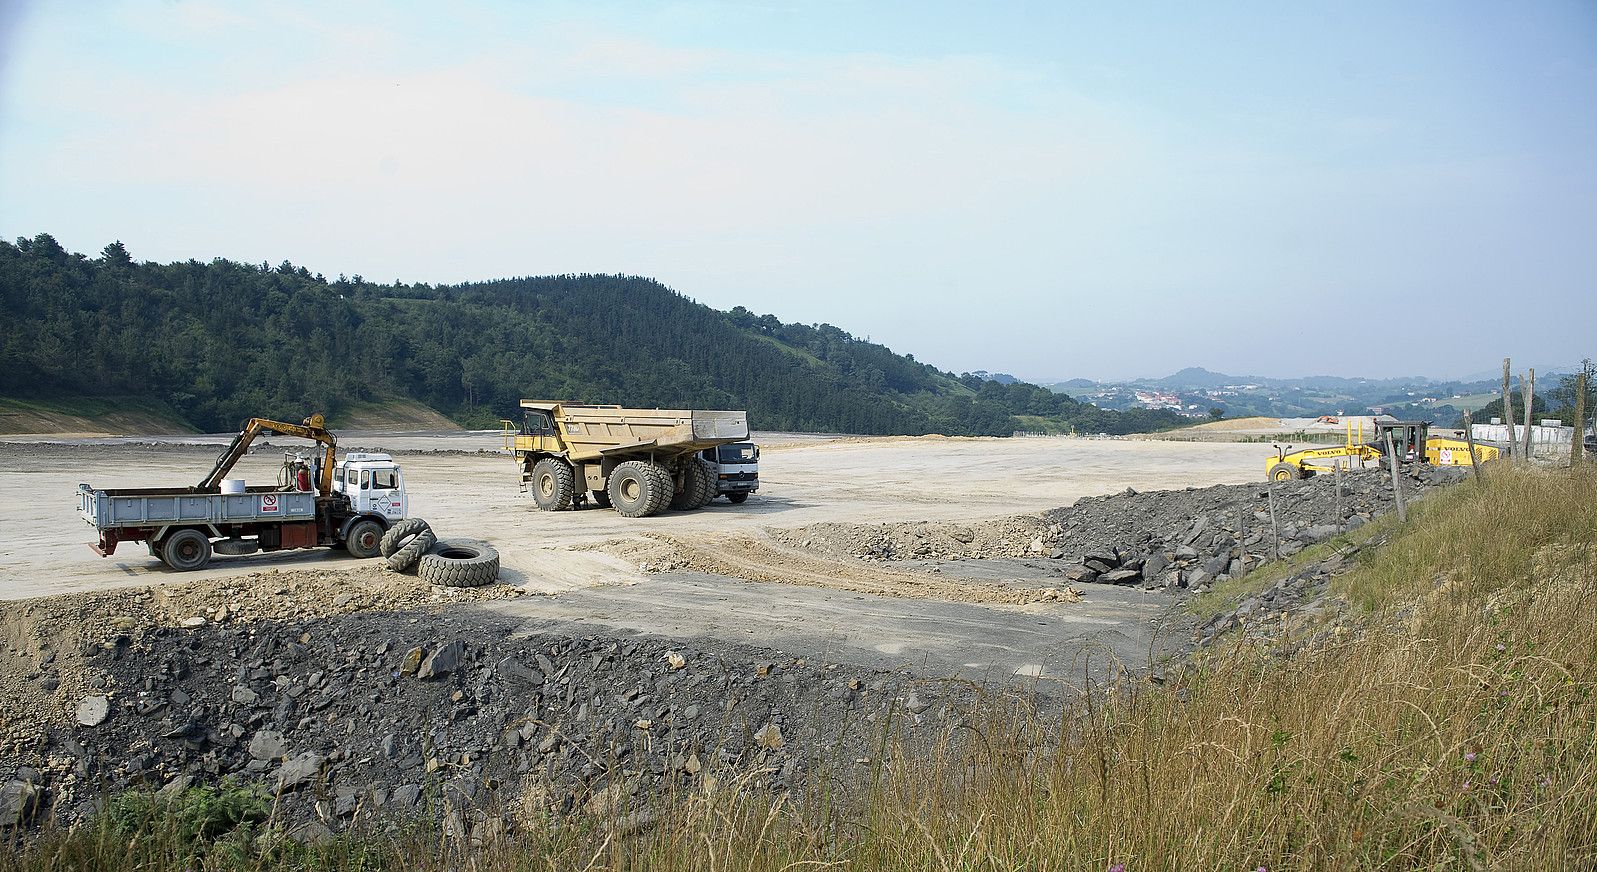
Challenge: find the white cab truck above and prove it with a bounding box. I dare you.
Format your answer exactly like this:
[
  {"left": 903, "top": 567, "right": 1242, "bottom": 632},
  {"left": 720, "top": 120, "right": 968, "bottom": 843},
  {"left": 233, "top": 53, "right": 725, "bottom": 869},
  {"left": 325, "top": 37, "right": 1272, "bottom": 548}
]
[{"left": 699, "top": 441, "right": 759, "bottom": 503}]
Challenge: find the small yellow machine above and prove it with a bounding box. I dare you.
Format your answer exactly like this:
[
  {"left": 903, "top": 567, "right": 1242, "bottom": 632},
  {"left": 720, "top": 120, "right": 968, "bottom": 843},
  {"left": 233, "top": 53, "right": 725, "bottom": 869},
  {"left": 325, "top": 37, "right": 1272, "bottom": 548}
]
[{"left": 1266, "top": 417, "right": 1499, "bottom": 481}]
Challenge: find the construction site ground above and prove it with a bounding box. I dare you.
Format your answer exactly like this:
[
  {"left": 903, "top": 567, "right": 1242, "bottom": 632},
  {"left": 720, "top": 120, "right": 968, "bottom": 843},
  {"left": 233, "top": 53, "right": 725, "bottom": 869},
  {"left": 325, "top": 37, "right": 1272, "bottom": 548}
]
[{"left": 0, "top": 432, "right": 1264, "bottom": 682}]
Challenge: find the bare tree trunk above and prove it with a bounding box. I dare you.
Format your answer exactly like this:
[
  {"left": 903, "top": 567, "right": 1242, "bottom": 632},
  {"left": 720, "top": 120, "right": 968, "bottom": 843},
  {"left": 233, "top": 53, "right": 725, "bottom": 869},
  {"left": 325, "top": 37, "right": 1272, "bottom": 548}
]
[
  {"left": 1502, "top": 358, "right": 1516, "bottom": 460},
  {"left": 1522, "top": 369, "right": 1536, "bottom": 459}
]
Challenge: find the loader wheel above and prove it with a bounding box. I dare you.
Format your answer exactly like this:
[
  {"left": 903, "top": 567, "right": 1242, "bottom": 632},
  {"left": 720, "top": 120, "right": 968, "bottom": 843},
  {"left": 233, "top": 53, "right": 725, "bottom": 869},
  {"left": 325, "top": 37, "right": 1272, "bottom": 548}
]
[
  {"left": 380, "top": 517, "right": 432, "bottom": 557},
  {"left": 418, "top": 539, "right": 500, "bottom": 587},
  {"left": 591, "top": 489, "right": 611, "bottom": 509},
  {"left": 608, "top": 461, "right": 673, "bottom": 518},
  {"left": 162, "top": 528, "right": 212, "bottom": 572},
  {"left": 530, "top": 458, "right": 576, "bottom": 511},
  {"left": 727, "top": 491, "right": 749, "bottom": 504},
  {"left": 1269, "top": 463, "right": 1299, "bottom": 482},
  {"left": 345, "top": 519, "right": 385, "bottom": 559}
]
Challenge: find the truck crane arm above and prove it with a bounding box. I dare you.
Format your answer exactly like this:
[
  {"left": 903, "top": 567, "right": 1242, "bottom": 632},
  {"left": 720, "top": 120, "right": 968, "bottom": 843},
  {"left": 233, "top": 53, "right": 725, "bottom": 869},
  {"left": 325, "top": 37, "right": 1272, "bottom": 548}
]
[{"left": 198, "top": 414, "right": 338, "bottom": 496}]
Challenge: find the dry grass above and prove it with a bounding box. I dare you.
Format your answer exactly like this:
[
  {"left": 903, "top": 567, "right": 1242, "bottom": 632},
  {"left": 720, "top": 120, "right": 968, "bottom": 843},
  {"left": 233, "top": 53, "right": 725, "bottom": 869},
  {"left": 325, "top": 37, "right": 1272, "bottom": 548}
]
[{"left": 11, "top": 464, "right": 1597, "bottom": 870}]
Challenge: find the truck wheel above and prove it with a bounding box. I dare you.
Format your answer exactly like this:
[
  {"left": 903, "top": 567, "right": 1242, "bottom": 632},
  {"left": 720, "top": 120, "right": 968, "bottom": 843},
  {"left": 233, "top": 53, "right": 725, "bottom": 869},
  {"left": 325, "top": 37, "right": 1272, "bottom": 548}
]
[
  {"left": 380, "top": 517, "right": 432, "bottom": 557},
  {"left": 591, "top": 490, "right": 611, "bottom": 508},
  {"left": 608, "top": 461, "right": 673, "bottom": 518},
  {"left": 418, "top": 539, "right": 500, "bottom": 587},
  {"left": 1269, "top": 463, "right": 1298, "bottom": 482},
  {"left": 727, "top": 492, "right": 749, "bottom": 504},
  {"left": 345, "top": 519, "right": 384, "bottom": 559},
  {"left": 162, "top": 529, "right": 213, "bottom": 572},
  {"left": 531, "top": 458, "right": 576, "bottom": 511},
  {"left": 672, "top": 460, "right": 714, "bottom": 510},
  {"left": 693, "top": 459, "right": 719, "bottom": 508}
]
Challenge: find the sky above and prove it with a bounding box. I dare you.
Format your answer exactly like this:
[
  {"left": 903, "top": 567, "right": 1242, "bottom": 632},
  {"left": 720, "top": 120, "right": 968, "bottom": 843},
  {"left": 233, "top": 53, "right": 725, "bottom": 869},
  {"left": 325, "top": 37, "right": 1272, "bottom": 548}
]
[{"left": 1, "top": 1, "right": 1593, "bottom": 382}]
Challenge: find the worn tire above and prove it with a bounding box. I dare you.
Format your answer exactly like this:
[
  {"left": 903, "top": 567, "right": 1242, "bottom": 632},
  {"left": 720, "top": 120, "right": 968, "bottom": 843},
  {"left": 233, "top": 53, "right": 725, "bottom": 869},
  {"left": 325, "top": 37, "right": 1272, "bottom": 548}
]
[
  {"left": 727, "top": 491, "right": 749, "bottom": 504},
  {"left": 1268, "top": 463, "right": 1299, "bottom": 482},
  {"left": 591, "top": 489, "right": 611, "bottom": 509},
  {"left": 418, "top": 539, "right": 500, "bottom": 587},
  {"left": 345, "top": 518, "right": 385, "bottom": 559},
  {"left": 380, "top": 517, "right": 432, "bottom": 558},
  {"left": 530, "top": 458, "right": 576, "bottom": 511},
  {"left": 386, "top": 528, "right": 436, "bottom": 572},
  {"left": 608, "top": 461, "right": 673, "bottom": 518},
  {"left": 162, "top": 528, "right": 212, "bottom": 572}
]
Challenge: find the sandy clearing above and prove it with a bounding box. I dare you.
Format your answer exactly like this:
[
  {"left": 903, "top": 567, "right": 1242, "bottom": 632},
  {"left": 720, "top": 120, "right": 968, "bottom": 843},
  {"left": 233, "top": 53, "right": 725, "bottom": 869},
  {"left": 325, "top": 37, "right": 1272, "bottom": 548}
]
[{"left": 0, "top": 434, "right": 1269, "bottom": 601}]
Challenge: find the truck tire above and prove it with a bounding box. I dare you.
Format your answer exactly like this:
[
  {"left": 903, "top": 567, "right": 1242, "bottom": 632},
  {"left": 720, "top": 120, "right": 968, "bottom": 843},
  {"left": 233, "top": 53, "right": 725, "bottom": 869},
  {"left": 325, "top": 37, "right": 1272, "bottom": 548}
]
[
  {"left": 694, "top": 459, "right": 719, "bottom": 508},
  {"left": 1269, "top": 463, "right": 1299, "bottom": 482},
  {"left": 380, "top": 517, "right": 432, "bottom": 557},
  {"left": 608, "top": 461, "right": 672, "bottom": 518},
  {"left": 345, "top": 518, "right": 385, "bottom": 559},
  {"left": 530, "top": 458, "right": 576, "bottom": 511},
  {"left": 591, "top": 489, "right": 611, "bottom": 508},
  {"left": 385, "top": 528, "right": 436, "bottom": 572},
  {"left": 162, "top": 528, "right": 212, "bottom": 572},
  {"left": 727, "top": 491, "right": 749, "bottom": 504},
  {"left": 418, "top": 539, "right": 500, "bottom": 587},
  {"left": 672, "top": 459, "right": 715, "bottom": 510}
]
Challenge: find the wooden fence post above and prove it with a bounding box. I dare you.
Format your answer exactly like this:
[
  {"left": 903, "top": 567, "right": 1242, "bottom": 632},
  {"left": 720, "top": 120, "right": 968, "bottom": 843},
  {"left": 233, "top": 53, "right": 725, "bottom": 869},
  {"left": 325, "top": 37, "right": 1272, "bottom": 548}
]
[
  {"left": 1266, "top": 479, "right": 1281, "bottom": 560},
  {"left": 1522, "top": 369, "right": 1536, "bottom": 459},
  {"left": 1502, "top": 357, "right": 1516, "bottom": 460},
  {"left": 1385, "top": 431, "right": 1408, "bottom": 523},
  {"left": 1462, "top": 408, "right": 1485, "bottom": 481},
  {"left": 1333, "top": 459, "right": 1343, "bottom": 534},
  {"left": 1572, "top": 373, "right": 1587, "bottom": 467}
]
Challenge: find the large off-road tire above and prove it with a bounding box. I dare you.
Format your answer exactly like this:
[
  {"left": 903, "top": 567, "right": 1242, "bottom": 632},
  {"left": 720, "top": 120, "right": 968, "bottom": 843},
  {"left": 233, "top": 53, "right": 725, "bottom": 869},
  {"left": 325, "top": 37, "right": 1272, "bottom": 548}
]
[
  {"left": 345, "top": 518, "right": 385, "bottom": 559},
  {"left": 591, "top": 489, "right": 611, "bottom": 509},
  {"left": 671, "top": 459, "right": 716, "bottom": 510},
  {"left": 727, "top": 491, "right": 749, "bottom": 504},
  {"left": 386, "top": 530, "right": 435, "bottom": 572},
  {"left": 693, "top": 459, "right": 719, "bottom": 508},
  {"left": 162, "top": 528, "right": 212, "bottom": 572},
  {"left": 608, "top": 461, "right": 673, "bottom": 518},
  {"left": 418, "top": 539, "right": 500, "bottom": 587},
  {"left": 1269, "top": 463, "right": 1299, "bottom": 482},
  {"left": 530, "top": 458, "right": 576, "bottom": 511},
  {"left": 380, "top": 517, "right": 432, "bottom": 557}
]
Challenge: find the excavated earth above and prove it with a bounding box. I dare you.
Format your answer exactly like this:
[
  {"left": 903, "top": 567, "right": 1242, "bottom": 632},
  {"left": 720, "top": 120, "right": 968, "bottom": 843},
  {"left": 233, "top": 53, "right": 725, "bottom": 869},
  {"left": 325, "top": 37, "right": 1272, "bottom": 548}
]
[{"left": 0, "top": 463, "right": 1467, "bottom": 837}]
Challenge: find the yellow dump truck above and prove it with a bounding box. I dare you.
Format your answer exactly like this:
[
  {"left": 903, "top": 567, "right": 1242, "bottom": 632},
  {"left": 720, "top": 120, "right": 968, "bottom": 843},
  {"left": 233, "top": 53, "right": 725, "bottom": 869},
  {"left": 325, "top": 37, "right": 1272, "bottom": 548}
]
[{"left": 502, "top": 401, "right": 751, "bottom": 517}]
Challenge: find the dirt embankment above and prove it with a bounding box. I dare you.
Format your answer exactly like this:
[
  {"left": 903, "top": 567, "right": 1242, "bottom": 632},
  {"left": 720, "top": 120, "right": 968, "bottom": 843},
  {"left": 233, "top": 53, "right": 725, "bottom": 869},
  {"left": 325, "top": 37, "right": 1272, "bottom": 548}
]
[{"left": 0, "top": 398, "right": 192, "bottom": 437}]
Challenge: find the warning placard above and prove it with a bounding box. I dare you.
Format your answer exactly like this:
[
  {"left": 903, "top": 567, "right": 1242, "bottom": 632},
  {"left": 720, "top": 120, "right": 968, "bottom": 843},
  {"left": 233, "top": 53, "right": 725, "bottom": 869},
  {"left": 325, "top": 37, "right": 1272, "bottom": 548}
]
[{"left": 261, "top": 494, "right": 280, "bottom": 515}]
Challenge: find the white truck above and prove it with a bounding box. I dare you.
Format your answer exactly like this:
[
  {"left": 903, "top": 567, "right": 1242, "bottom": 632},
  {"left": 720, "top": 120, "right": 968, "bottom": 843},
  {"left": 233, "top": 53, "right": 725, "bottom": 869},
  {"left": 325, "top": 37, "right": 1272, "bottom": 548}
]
[
  {"left": 699, "top": 441, "right": 759, "bottom": 503},
  {"left": 79, "top": 415, "right": 409, "bottom": 570}
]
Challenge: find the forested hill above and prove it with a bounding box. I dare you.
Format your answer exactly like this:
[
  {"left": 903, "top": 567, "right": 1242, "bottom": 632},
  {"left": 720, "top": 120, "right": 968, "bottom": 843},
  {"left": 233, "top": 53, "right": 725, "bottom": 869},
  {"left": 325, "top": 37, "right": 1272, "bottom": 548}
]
[{"left": 0, "top": 234, "right": 1186, "bottom": 436}]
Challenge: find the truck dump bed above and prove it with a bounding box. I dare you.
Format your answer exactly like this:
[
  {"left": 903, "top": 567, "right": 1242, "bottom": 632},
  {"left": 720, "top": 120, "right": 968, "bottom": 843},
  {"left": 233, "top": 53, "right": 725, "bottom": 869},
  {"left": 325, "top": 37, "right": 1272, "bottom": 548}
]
[
  {"left": 79, "top": 485, "right": 317, "bottom": 530},
  {"left": 515, "top": 402, "right": 749, "bottom": 462}
]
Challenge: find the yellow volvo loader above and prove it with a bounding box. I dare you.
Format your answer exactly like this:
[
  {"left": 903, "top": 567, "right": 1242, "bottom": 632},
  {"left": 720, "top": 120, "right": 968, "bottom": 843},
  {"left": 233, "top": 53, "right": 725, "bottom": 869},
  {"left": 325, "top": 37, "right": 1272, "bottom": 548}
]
[{"left": 1266, "top": 417, "right": 1498, "bottom": 481}]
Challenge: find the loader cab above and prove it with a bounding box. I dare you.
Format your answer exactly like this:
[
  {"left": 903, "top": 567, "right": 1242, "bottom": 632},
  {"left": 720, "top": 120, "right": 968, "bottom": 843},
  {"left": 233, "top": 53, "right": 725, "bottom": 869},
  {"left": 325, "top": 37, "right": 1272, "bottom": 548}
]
[
  {"left": 332, "top": 452, "right": 408, "bottom": 521},
  {"left": 1373, "top": 419, "right": 1429, "bottom": 463}
]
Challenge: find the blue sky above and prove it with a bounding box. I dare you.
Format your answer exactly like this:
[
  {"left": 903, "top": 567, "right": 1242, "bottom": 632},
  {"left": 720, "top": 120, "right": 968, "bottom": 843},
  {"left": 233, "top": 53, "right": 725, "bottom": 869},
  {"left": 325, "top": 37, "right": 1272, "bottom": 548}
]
[{"left": 1, "top": 1, "right": 1593, "bottom": 381}]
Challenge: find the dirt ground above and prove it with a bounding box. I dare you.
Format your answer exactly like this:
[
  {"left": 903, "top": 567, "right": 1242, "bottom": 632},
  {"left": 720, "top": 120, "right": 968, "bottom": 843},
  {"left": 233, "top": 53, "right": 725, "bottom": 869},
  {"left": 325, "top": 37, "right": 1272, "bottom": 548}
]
[{"left": 0, "top": 433, "right": 1266, "bottom": 601}]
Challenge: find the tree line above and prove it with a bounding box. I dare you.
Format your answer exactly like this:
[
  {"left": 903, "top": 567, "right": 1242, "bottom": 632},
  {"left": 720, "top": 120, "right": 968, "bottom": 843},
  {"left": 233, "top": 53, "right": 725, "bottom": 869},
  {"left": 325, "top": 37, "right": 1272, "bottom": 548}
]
[{"left": 0, "top": 234, "right": 1189, "bottom": 437}]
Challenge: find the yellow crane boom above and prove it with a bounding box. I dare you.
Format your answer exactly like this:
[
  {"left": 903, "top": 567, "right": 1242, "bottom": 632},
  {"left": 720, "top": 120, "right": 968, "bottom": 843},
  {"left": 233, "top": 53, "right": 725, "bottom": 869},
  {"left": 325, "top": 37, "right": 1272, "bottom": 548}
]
[{"left": 198, "top": 414, "right": 338, "bottom": 496}]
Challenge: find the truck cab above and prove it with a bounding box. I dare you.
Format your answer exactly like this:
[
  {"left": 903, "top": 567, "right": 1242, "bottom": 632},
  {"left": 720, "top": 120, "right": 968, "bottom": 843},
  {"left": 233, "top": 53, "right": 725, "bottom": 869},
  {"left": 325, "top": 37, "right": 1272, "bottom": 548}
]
[
  {"left": 700, "top": 441, "right": 759, "bottom": 503},
  {"left": 332, "top": 452, "right": 408, "bottom": 522}
]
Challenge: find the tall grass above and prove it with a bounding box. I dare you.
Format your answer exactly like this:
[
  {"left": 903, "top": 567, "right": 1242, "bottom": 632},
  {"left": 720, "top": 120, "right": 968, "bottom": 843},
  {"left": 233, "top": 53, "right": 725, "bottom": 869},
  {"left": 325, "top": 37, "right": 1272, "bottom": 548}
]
[{"left": 11, "top": 465, "right": 1596, "bottom": 870}]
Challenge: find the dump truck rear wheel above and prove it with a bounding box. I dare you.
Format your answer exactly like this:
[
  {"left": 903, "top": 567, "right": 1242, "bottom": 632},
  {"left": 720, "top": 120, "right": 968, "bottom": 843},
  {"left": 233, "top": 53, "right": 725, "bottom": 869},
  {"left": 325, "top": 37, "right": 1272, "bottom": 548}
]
[
  {"left": 418, "top": 539, "right": 500, "bottom": 587},
  {"left": 727, "top": 491, "right": 749, "bottom": 504},
  {"left": 345, "top": 519, "right": 385, "bottom": 559},
  {"left": 530, "top": 458, "right": 576, "bottom": 511},
  {"left": 609, "top": 461, "right": 672, "bottom": 517},
  {"left": 1269, "top": 463, "right": 1298, "bottom": 482},
  {"left": 591, "top": 490, "right": 611, "bottom": 508},
  {"left": 162, "top": 528, "right": 212, "bottom": 572}
]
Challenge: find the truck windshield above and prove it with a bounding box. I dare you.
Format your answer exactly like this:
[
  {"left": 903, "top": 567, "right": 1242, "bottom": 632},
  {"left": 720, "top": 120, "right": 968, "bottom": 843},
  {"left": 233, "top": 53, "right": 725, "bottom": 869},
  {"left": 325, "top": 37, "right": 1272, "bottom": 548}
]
[
  {"left": 718, "top": 444, "right": 757, "bottom": 463},
  {"left": 371, "top": 468, "right": 399, "bottom": 489}
]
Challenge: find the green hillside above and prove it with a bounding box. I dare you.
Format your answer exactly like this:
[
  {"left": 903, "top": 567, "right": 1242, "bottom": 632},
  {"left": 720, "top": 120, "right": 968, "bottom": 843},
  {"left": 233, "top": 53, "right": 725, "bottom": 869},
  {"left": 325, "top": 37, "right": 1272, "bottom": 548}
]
[{"left": 0, "top": 234, "right": 1186, "bottom": 436}]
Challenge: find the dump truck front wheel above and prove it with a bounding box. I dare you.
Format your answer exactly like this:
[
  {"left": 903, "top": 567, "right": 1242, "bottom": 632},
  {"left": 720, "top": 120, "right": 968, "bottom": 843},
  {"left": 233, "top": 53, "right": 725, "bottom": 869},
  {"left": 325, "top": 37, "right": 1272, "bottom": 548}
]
[
  {"left": 672, "top": 459, "right": 716, "bottom": 510},
  {"left": 608, "top": 461, "right": 673, "bottom": 517},
  {"left": 1269, "top": 463, "right": 1299, "bottom": 482},
  {"left": 531, "top": 458, "right": 576, "bottom": 511},
  {"left": 162, "top": 528, "right": 212, "bottom": 571}
]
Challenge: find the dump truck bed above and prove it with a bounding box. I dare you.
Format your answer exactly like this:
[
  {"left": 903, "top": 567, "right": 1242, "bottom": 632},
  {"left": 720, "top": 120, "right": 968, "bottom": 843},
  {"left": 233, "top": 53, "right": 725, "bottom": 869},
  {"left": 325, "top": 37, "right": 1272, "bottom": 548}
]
[
  {"left": 518, "top": 402, "right": 749, "bottom": 462},
  {"left": 78, "top": 484, "right": 317, "bottom": 531}
]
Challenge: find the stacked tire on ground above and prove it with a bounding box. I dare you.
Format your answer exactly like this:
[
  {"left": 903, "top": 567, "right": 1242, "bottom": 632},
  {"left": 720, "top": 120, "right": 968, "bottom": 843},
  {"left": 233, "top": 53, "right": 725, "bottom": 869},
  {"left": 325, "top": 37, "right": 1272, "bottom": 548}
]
[{"left": 378, "top": 518, "right": 499, "bottom": 587}]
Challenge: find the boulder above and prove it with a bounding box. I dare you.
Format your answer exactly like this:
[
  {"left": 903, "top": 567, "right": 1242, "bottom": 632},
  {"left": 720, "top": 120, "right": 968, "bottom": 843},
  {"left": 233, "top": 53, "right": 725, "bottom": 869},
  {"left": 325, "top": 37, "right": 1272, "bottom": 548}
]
[
  {"left": 75, "top": 695, "right": 110, "bottom": 727},
  {"left": 1100, "top": 568, "right": 1142, "bottom": 585},
  {"left": 418, "top": 640, "right": 467, "bottom": 679}
]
